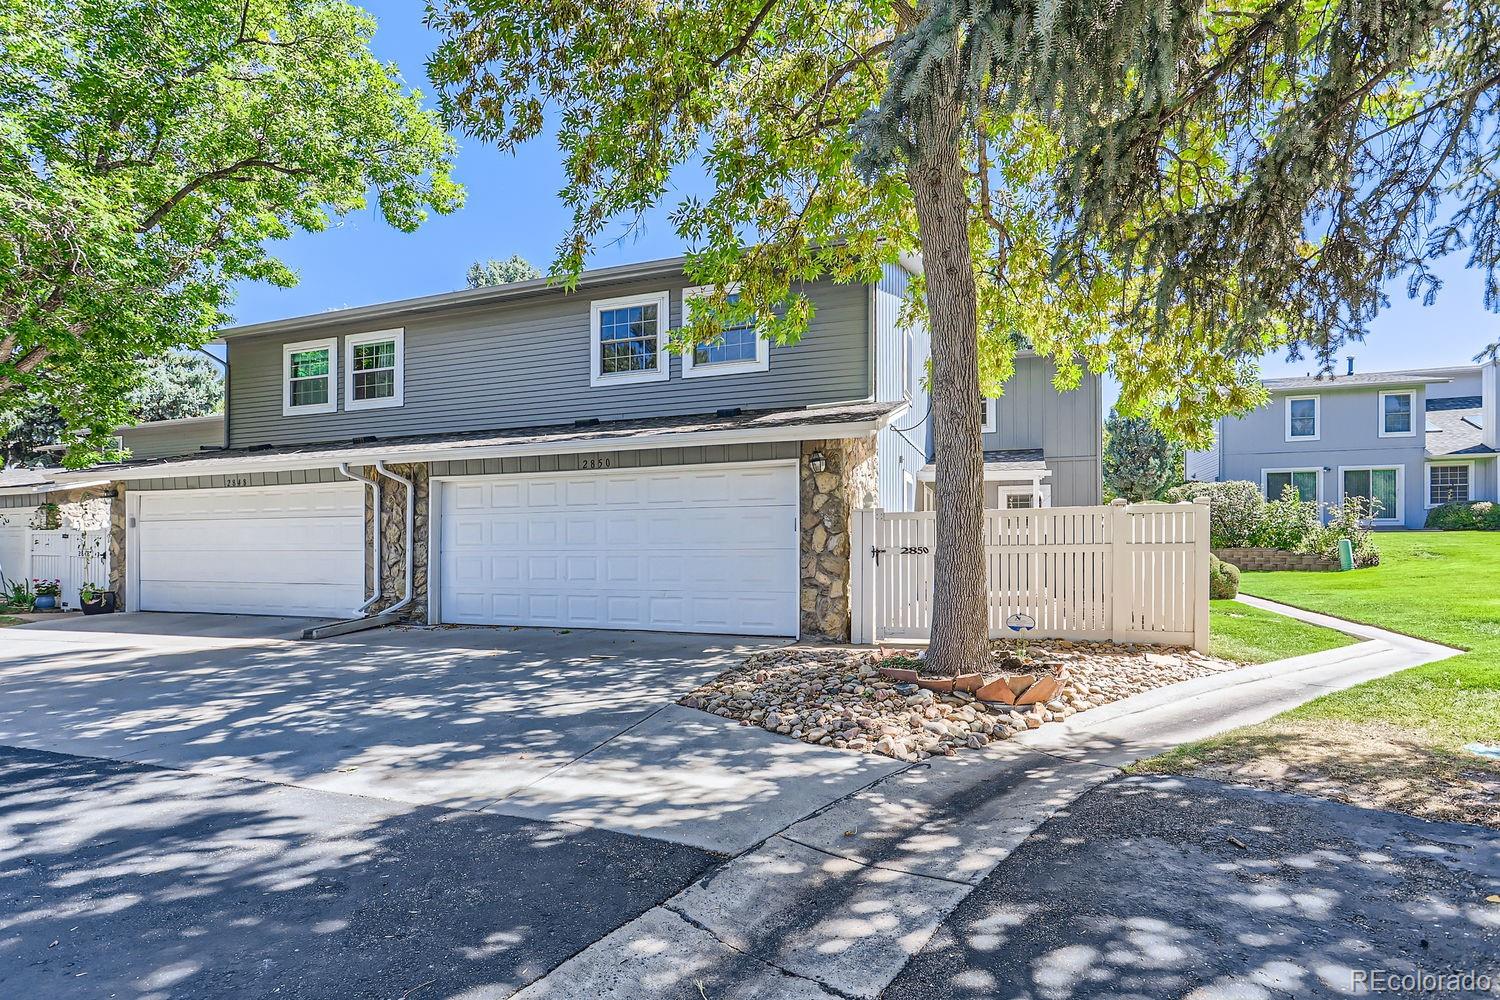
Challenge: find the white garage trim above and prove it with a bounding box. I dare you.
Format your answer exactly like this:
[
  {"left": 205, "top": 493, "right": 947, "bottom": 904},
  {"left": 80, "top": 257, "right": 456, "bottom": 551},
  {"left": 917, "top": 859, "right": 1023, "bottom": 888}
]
[
  {"left": 429, "top": 460, "right": 800, "bottom": 636},
  {"left": 126, "top": 482, "right": 366, "bottom": 617}
]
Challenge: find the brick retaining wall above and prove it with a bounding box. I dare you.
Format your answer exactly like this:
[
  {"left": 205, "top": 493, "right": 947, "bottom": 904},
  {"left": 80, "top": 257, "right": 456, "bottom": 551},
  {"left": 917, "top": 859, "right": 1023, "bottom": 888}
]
[{"left": 1213, "top": 547, "right": 1339, "bottom": 572}]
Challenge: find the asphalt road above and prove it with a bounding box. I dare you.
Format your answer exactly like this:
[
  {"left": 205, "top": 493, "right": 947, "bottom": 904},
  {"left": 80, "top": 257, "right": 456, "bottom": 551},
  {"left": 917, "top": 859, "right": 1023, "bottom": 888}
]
[
  {"left": 0, "top": 745, "right": 719, "bottom": 1000},
  {"left": 885, "top": 774, "right": 1500, "bottom": 1000}
]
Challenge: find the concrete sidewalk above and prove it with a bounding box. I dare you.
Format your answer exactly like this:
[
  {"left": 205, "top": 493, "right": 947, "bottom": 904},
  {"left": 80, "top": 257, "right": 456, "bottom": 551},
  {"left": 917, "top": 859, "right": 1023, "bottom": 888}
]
[{"left": 515, "top": 598, "right": 1462, "bottom": 1000}]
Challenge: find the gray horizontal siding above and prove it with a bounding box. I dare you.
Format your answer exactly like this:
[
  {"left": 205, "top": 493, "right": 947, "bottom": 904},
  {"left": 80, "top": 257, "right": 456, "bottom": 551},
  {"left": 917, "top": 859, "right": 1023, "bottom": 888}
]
[
  {"left": 429, "top": 441, "right": 800, "bottom": 478},
  {"left": 229, "top": 275, "right": 869, "bottom": 449},
  {"left": 119, "top": 420, "right": 223, "bottom": 461},
  {"left": 123, "top": 466, "right": 344, "bottom": 491}
]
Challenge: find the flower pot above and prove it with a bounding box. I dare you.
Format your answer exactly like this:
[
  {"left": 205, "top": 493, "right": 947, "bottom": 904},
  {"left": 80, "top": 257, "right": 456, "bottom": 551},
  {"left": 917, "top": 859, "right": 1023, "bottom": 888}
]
[
  {"left": 81, "top": 592, "right": 117, "bottom": 616},
  {"left": 33, "top": 595, "right": 57, "bottom": 610}
]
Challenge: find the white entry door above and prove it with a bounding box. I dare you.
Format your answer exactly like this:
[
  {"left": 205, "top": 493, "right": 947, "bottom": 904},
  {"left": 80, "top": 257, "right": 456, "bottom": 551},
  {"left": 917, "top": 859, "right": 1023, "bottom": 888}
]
[
  {"left": 437, "top": 463, "right": 799, "bottom": 636},
  {"left": 133, "top": 483, "right": 365, "bottom": 617}
]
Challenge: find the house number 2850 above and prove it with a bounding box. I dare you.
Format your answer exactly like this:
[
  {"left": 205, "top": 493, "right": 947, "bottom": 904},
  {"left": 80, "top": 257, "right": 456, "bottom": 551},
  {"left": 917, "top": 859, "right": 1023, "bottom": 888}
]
[
  {"left": 580, "top": 457, "right": 612, "bottom": 470},
  {"left": 900, "top": 545, "right": 930, "bottom": 555}
]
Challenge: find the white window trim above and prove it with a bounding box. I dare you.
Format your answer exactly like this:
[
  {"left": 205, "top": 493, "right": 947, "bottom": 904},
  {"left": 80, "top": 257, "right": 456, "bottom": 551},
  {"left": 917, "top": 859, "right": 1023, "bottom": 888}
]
[
  {"left": 902, "top": 470, "right": 916, "bottom": 511},
  {"left": 680, "top": 284, "right": 769, "bottom": 379},
  {"left": 344, "top": 328, "right": 405, "bottom": 411},
  {"left": 1424, "top": 461, "right": 1474, "bottom": 509},
  {"left": 1338, "top": 465, "right": 1404, "bottom": 525},
  {"left": 589, "top": 290, "right": 672, "bottom": 387},
  {"left": 1261, "top": 467, "right": 1323, "bottom": 506},
  {"left": 282, "top": 337, "right": 338, "bottom": 416},
  {"left": 981, "top": 398, "right": 997, "bottom": 434},
  {"left": 901, "top": 326, "right": 915, "bottom": 400},
  {"left": 1285, "top": 394, "right": 1320, "bottom": 442},
  {"left": 1378, "top": 389, "right": 1416, "bottom": 438}
]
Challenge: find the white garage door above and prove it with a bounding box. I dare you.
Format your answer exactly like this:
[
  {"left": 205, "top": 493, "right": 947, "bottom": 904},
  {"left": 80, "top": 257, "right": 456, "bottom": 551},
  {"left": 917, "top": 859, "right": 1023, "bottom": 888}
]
[
  {"left": 438, "top": 463, "right": 799, "bottom": 636},
  {"left": 135, "top": 484, "right": 365, "bottom": 617}
]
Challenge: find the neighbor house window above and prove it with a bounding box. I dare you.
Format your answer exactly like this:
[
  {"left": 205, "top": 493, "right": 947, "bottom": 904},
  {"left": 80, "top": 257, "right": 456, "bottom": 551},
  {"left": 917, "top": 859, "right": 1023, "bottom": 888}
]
[
  {"left": 1264, "top": 469, "right": 1319, "bottom": 503},
  {"left": 681, "top": 285, "right": 768, "bottom": 378},
  {"left": 1006, "top": 492, "right": 1035, "bottom": 509},
  {"left": 590, "top": 291, "right": 671, "bottom": 386},
  {"left": 1286, "top": 395, "right": 1319, "bottom": 440},
  {"left": 1380, "top": 390, "right": 1414, "bottom": 437},
  {"left": 981, "top": 398, "right": 997, "bottom": 434},
  {"left": 1427, "top": 464, "right": 1471, "bottom": 507},
  {"left": 1341, "top": 466, "right": 1401, "bottom": 523},
  {"left": 282, "top": 337, "right": 337, "bottom": 415},
  {"left": 345, "top": 329, "right": 404, "bottom": 410}
]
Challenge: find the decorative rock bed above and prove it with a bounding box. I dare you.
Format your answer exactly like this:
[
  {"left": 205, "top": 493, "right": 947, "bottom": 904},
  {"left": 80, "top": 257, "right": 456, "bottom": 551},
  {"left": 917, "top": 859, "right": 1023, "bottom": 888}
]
[{"left": 679, "top": 639, "right": 1242, "bottom": 761}]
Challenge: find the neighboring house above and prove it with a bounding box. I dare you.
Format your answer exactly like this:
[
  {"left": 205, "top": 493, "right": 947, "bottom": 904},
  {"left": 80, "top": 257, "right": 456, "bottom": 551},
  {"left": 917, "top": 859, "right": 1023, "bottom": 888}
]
[
  {"left": 1187, "top": 360, "right": 1499, "bottom": 528},
  {"left": 0, "top": 255, "right": 1100, "bottom": 640},
  {"left": 116, "top": 414, "right": 224, "bottom": 461}
]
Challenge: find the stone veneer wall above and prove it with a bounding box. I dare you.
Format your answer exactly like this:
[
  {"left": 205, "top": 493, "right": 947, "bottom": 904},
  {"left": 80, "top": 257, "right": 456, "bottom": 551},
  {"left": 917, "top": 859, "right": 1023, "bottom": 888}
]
[
  {"left": 800, "top": 436, "right": 878, "bottom": 642},
  {"left": 109, "top": 485, "right": 127, "bottom": 599},
  {"left": 1213, "top": 546, "right": 1339, "bottom": 572},
  {"left": 359, "top": 462, "right": 430, "bottom": 622}
]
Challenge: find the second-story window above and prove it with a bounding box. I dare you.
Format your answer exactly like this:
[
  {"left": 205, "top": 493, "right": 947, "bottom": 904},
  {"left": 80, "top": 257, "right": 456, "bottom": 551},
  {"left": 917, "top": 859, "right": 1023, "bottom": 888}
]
[
  {"left": 283, "top": 338, "right": 337, "bottom": 416},
  {"left": 681, "top": 285, "right": 769, "bottom": 378},
  {"left": 345, "top": 329, "right": 404, "bottom": 410},
  {"left": 590, "top": 291, "right": 671, "bottom": 387},
  {"left": 1380, "top": 390, "right": 1414, "bottom": 436},
  {"left": 1286, "top": 395, "right": 1319, "bottom": 441}
]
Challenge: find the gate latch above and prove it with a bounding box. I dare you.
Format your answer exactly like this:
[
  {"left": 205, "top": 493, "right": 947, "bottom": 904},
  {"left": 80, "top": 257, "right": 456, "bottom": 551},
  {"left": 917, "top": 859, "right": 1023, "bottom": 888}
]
[{"left": 871, "top": 546, "right": 887, "bottom": 565}]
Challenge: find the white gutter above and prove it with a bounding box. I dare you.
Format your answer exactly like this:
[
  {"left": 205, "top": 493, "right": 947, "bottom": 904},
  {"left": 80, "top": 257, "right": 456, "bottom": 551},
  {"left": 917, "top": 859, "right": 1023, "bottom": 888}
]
[
  {"left": 103, "top": 410, "right": 906, "bottom": 481},
  {"left": 337, "top": 463, "right": 383, "bottom": 614},
  {"left": 375, "top": 461, "right": 414, "bottom": 615}
]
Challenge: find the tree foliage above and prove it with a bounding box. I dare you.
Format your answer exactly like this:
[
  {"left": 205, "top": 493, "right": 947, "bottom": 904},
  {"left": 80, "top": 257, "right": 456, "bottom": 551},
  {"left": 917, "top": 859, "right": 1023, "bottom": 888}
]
[
  {"left": 1, "top": 352, "right": 224, "bottom": 467},
  {"left": 466, "top": 254, "right": 542, "bottom": 288},
  {"left": 428, "top": 0, "right": 1500, "bottom": 437},
  {"left": 1102, "top": 410, "right": 1185, "bottom": 502},
  {"left": 1, "top": 0, "right": 462, "bottom": 467},
  {"left": 130, "top": 354, "right": 225, "bottom": 424}
]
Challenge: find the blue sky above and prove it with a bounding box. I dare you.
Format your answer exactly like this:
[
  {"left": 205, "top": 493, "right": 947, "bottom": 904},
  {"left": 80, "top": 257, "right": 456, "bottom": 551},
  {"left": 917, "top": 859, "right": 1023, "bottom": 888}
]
[{"left": 228, "top": 1, "right": 1500, "bottom": 382}]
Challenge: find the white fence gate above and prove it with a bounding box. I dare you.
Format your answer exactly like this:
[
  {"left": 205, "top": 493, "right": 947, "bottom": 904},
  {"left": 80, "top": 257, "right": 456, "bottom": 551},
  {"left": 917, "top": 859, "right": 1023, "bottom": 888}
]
[
  {"left": 27, "top": 528, "right": 112, "bottom": 611},
  {"left": 850, "top": 499, "right": 1211, "bottom": 651}
]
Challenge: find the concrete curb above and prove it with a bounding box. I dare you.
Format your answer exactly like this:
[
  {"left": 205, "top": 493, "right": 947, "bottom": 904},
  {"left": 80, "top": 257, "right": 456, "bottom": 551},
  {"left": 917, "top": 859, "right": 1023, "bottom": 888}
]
[{"left": 515, "top": 598, "right": 1463, "bottom": 999}]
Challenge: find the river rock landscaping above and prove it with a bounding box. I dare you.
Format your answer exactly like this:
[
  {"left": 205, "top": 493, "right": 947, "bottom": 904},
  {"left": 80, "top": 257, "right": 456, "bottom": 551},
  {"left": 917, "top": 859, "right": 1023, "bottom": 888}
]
[{"left": 679, "top": 639, "right": 1242, "bottom": 761}]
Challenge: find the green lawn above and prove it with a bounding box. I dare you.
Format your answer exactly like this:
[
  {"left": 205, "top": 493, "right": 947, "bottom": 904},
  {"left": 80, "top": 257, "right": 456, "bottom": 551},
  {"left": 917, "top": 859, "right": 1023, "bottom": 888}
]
[
  {"left": 1209, "top": 599, "right": 1355, "bottom": 664},
  {"left": 1142, "top": 532, "right": 1500, "bottom": 827},
  {"left": 0, "top": 616, "right": 21, "bottom": 628}
]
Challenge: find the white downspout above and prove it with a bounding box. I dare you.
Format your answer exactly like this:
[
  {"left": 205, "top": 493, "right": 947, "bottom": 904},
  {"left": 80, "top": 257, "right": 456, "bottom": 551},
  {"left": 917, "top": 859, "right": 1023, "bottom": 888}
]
[
  {"left": 375, "top": 461, "right": 414, "bottom": 614},
  {"left": 337, "top": 463, "right": 382, "bottom": 614}
]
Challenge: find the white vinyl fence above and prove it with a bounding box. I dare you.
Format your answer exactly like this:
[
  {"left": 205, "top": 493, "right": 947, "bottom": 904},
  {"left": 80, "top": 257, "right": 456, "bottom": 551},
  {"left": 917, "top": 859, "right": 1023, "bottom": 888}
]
[
  {"left": 850, "top": 499, "right": 1211, "bottom": 651},
  {"left": 27, "top": 528, "right": 112, "bottom": 611}
]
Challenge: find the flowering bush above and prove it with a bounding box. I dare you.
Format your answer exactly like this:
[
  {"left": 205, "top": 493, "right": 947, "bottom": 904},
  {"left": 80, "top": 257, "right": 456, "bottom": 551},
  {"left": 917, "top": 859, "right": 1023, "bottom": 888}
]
[
  {"left": 1425, "top": 500, "right": 1500, "bottom": 531},
  {"left": 1170, "top": 480, "right": 1265, "bottom": 547},
  {"left": 32, "top": 578, "right": 61, "bottom": 597},
  {"left": 1256, "top": 484, "right": 1322, "bottom": 552}
]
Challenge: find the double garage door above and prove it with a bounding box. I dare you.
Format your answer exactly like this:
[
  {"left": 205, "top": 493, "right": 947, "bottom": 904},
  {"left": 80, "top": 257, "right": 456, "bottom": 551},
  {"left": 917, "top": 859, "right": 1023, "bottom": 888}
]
[
  {"left": 437, "top": 463, "right": 799, "bottom": 636},
  {"left": 133, "top": 462, "right": 800, "bottom": 636},
  {"left": 134, "top": 484, "right": 367, "bottom": 618}
]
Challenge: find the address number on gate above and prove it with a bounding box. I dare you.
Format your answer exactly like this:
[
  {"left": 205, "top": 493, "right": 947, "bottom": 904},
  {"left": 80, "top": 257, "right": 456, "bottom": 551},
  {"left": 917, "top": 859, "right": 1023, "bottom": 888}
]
[{"left": 899, "top": 545, "right": 930, "bottom": 555}]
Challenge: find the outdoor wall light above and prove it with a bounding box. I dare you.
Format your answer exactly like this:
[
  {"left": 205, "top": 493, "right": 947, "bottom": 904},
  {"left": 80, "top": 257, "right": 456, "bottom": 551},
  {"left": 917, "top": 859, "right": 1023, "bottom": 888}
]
[{"left": 808, "top": 451, "right": 827, "bottom": 473}]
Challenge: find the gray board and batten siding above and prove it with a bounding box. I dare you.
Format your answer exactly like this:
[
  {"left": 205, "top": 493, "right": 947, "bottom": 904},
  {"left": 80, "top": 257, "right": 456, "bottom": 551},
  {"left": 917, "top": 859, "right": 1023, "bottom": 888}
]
[{"left": 986, "top": 355, "right": 1103, "bottom": 507}]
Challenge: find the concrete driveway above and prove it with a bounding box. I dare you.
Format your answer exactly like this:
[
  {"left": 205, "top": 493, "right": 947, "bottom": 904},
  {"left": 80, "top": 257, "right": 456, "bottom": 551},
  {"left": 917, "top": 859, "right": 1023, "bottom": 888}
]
[{"left": 0, "top": 614, "right": 901, "bottom": 853}]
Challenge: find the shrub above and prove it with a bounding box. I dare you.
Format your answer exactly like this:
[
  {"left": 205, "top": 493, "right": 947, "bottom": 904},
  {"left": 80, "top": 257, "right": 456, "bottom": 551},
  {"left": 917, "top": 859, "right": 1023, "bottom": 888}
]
[
  {"left": 1426, "top": 500, "right": 1500, "bottom": 531},
  {"left": 1170, "top": 480, "right": 1266, "bottom": 548},
  {"left": 1312, "top": 497, "right": 1381, "bottom": 568},
  {"left": 1208, "top": 554, "right": 1241, "bottom": 599},
  {"left": 1254, "top": 484, "right": 1321, "bottom": 551}
]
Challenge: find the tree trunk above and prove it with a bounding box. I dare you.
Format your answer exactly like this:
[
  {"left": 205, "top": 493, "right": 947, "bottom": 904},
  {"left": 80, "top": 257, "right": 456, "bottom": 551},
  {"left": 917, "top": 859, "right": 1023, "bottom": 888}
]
[{"left": 907, "top": 87, "right": 990, "bottom": 677}]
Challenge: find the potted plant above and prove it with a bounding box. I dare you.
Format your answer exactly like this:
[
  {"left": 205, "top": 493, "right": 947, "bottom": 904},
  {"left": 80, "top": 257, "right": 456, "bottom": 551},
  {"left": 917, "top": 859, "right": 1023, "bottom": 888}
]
[
  {"left": 80, "top": 582, "right": 117, "bottom": 615},
  {"left": 32, "top": 579, "right": 61, "bottom": 611}
]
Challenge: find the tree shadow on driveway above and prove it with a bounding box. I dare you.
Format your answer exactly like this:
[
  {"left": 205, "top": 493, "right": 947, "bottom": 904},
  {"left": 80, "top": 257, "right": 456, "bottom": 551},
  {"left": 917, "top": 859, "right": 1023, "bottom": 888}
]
[{"left": 0, "top": 745, "right": 718, "bottom": 1000}]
